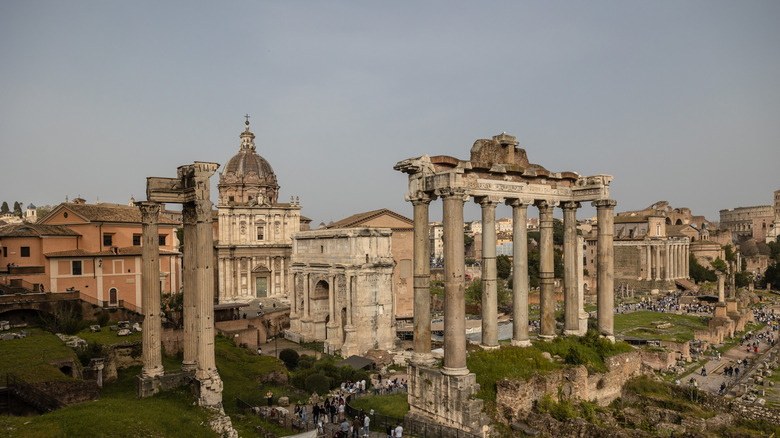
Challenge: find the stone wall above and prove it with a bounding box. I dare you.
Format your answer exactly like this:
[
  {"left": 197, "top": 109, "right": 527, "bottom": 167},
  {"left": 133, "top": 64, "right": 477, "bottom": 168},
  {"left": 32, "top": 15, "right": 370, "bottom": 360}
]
[
  {"left": 640, "top": 350, "right": 678, "bottom": 371},
  {"left": 406, "top": 364, "right": 488, "bottom": 435},
  {"left": 496, "top": 351, "right": 644, "bottom": 421}
]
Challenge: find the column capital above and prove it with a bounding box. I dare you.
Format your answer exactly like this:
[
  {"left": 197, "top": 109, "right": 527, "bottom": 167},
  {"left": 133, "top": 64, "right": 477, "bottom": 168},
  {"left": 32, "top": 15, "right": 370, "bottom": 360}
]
[
  {"left": 506, "top": 198, "right": 533, "bottom": 207},
  {"left": 136, "top": 201, "right": 161, "bottom": 224},
  {"left": 409, "top": 192, "right": 436, "bottom": 205},
  {"left": 560, "top": 201, "right": 581, "bottom": 211},
  {"left": 475, "top": 195, "right": 503, "bottom": 207},
  {"left": 438, "top": 187, "right": 469, "bottom": 202},
  {"left": 592, "top": 199, "right": 617, "bottom": 209},
  {"left": 535, "top": 199, "right": 559, "bottom": 209}
]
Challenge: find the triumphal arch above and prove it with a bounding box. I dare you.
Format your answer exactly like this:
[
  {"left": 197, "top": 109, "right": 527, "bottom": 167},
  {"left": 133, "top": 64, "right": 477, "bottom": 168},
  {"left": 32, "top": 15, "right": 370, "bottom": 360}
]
[
  {"left": 136, "top": 162, "right": 224, "bottom": 408},
  {"left": 395, "top": 133, "right": 616, "bottom": 433}
]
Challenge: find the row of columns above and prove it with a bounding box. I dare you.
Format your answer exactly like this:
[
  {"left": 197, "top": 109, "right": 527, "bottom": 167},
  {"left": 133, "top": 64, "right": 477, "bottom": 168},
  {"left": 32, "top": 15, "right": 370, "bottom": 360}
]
[
  {"left": 138, "top": 197, "right": 219, "bottom": 383},
  {"left": 644, "top": 241, "right": 689, "bottom": 281},
  {"left": 410, "top": 190, "right": 616, "bottom": 374}
]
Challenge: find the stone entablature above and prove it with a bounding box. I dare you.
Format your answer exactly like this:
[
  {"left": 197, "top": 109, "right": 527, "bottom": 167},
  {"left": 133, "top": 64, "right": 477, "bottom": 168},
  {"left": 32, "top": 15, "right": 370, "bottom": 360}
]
[{"left": 286, "top": 227, "right": 395, "bottom": 357}]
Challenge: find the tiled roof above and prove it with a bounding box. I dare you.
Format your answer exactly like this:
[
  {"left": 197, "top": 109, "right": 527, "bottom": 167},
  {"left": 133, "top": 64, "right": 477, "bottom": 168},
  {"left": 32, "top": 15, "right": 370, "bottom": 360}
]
[
  {"left": 325, "top": 208, "right": 413, "bottom": 229},
  {"left": 614, "top": 216, "right": 648, "bottom": 224},
  {"left": 0, "top": 223, "right": 80, "bottom": 238},
  {"left": 45, "top": 246, "right": 179, "bottom": 258},
  {"left": 42, "top": 203, "right": 181, "bottom": 225}
]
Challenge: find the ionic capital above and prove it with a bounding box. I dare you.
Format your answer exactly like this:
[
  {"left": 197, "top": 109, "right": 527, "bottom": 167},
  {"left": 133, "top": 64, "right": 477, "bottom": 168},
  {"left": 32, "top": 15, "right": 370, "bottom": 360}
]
[
  {"left": 505, "top": 198, "right": 533, "bottom": 208},
  {"left": 437, "top": 187, "right": 469, "bottom": 202},
  {"left": 592, "top": 199, "right": 617, "bottom": 210},
  {"left": 136, "top": 202, "right": 161, "bottom": 224},
  {"left": 475, "top": 195, "right": 503, "bottom": 207},
  {"left": 409, "top": 192, "right": 436, "bottom": 206},
  {"left": 561, "top": 201, "right": 581, "bottom": 211}
]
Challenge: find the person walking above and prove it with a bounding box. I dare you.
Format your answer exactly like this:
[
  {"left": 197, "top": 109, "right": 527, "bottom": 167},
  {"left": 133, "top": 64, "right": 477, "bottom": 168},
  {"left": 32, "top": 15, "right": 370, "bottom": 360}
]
[
  {"left": 394, "top": 422, "right": 403, "bottom": 438},
  {"left": 352, "top": 416, "right": 361, "bottom": 438},
  {"left": 363, "top": 414, "right": 370, "bottom": 437}
]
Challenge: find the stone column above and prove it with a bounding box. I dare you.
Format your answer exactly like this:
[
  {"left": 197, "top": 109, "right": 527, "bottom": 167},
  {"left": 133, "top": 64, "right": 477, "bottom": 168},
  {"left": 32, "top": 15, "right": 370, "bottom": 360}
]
[
  {"left": 685, "top": 245, "right": 689, "bottom": 278},
  {"left": 194, "top": 195, "right": 218, "bottom": 382},
  {"left": 327, "top": 272, "right": 337, "bottom": 342},
  {"left": 478, "top": 196, "right": 500, "bottom": 349},
  {"left": 508, "top": 200, "right": 531, "bottom": 347},
  {"left": 654, "top": 245, "right": 661, "bottom": 281},
  {"left": 664, "top": 242, "right": 671, "bottom": 281},
  {"left": 290, "top": 273, "right": 298, "bottom": 318},
  {"left": 562, "top": 202, "right": 580, "bottom": 336},
  {"left": 411, "top": 194, "right": 435, "bottom": 364},
  {"left": 537, "top": 200, "right": 556, "bottom": 341},
  {"left": 441, "top": 188, "right": 468, "bottom": 375},
  {"left": 645, "top": 245, "right": 652, "bottom": 281},
  {"left": 181, "top": 203, "right": 197, "bottom": 372},
  {"left": 594, "top": 199, "right": 616, "bottom": 342},
  {"left": 138, "top": 202, "right": 163, "bottom": 378},
  {"left": 677, "top": 244, "right": 683, "bottom": 279},
  {"left": 577, "top": 235, "right": 588, "bottom": 335},
  {"left": 717, "top": 273, "right": 726, "bottom": 303},
  {"left": 303, "top": 273, "right": 311, "bottom": 321}
]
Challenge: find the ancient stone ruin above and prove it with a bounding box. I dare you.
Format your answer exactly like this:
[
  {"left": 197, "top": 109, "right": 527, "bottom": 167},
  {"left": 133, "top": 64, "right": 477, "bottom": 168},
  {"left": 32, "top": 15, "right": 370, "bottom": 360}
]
[
  {"left": 395, "top": 133, "right": 615, "bottom": 434},
  {"left": 135, "top": 162, "right": 224, "bottom": 408}
]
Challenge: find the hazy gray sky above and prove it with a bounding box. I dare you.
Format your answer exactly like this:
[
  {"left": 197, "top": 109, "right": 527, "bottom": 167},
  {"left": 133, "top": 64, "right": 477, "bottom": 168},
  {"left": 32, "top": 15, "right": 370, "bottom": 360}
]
[{"left": 2, "top": 1, "right": 778, "bottom": 225}]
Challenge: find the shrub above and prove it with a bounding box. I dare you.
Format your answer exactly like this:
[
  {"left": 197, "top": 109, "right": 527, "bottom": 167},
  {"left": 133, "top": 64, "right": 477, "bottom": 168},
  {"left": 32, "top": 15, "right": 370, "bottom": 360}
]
[
  {"left": 279, "top": 348, "right": 299, "bottom": 370},
  {"left": 75, "top": 342, "right": 103, "bottom": 366},
  {"left": 97, "top": 310, "right": 110, "bottom": 327},
  {"left": 305, "top": 373, "right": 331, "bottom": 396},
  {"left": 297, "top": 354, "right": 315, "bottom": 370}
]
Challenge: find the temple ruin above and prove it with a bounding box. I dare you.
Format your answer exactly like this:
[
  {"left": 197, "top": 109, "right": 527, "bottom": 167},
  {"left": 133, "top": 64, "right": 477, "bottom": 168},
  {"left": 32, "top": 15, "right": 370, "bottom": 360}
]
[
  {"left": 394, "top": 133, "right": 616, "bottom": 433},
  {"left": 136, "top": 162, "right": 224, "bottom": 408}
]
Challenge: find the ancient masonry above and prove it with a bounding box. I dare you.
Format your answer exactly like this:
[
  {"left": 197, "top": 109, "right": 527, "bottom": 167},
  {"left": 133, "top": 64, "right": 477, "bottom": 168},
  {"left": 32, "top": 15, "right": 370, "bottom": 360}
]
[
  {"left": 136, "top": 162, "right": 224, "bottom": 408},
  {"left": 395, "top": 133, "right": 615, "bottom": 434}
]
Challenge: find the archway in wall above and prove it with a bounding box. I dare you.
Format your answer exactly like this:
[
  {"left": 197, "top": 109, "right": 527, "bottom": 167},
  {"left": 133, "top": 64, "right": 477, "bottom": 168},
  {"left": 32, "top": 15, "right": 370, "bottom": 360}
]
[
  {"left": 109, "top": 288, "right": 118, "bottom": 306},
  {"left": 676, "top": 219, "right": 683, "bottom": 225},
  {"left": 312, "top": 280, "right": 329, "bottom": 300},
  {"left": 252, "top": 265, "right": 271, "bottom": 297},
  {"left": 665, "top": 217, "right": 672, "bottom": 225}
]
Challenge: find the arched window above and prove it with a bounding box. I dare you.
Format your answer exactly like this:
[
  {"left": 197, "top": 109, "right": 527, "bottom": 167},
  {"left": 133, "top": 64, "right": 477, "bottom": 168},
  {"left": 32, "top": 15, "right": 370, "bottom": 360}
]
[{"left": 312, "top": 280, "right": 329, "bottom": 300}]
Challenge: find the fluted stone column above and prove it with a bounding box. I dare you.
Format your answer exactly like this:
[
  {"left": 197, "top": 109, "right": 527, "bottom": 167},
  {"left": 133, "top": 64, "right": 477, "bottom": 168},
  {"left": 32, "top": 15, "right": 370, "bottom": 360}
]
[
  {"left": 508, "top": 200, "right": 531, "bottom": 347},
  {"left": 594, "top": 200, "right": 616, "bottom": 342},
  {"left": 181, "top": 204, "right": 197, "bottom": 372},
  {"left": 441, "top": 188, "right": 468, "bottom": 375},
  {"left": 194, "top": 196, "right": 218, "bottom": 382},
  {"left": 138, "top": 202, "right": 163, "bottom": 378},
  {"left": 664, "top": 242, "right": 671, "bottom": 281},
  {"left": 562, "top": 202, "right": 580, "bottom": 336},
  {"left": 537, "top": 200, "right": 556, "bottom": 341},
  {"left": 577, "top": 235, "right": 588, "bottom": 335},
  {"left": 478, "top": 196, "right": 500, "bottom": 349},
  {"left": 303, "top": 273, "right": 311, "bottom": 321},
  {"left": 291, "top": 273, "right": 298, "bottom": 318},
  {"left": 685, "top": 245, "right": 689, "bottom": 278},
  {"left": 411, "top": 195, "right": 434, "bottom": 364},
  {"left": 326, "top": 272, "right": 337, "bottom": 341},
  {"left": 654, "top": 245, "right": 661, "bottom": 281}
]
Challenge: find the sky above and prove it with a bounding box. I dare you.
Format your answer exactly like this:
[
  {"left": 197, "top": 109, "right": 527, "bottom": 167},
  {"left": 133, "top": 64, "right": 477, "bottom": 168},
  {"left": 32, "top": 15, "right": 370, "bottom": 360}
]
[{"left": 1, "top": 1, "right": 779, "bottom": 226}]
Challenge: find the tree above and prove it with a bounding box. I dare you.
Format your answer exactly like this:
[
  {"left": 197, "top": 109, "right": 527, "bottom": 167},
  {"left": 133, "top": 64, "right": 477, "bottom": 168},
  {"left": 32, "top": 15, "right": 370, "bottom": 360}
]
[
  {"left": 161, "top": 292, "right": 183, "bottom": 328},
  {"left": 496, "top": 255, "right": 512, "bottom": 279},
  {"left": 690, "top": 254, "right": 716, "bottom": 283},
  {"left": 13, "top": 201, "right": 22, "bottom": 218},
  {"left": 279, "top": 348, "right": 299, "bottom": 370},
  {"left": 465, "top": 278, "right": 509, "bottom": 308},
  {"left": 724, "top": 245, "right": 736, "bottom": 263},
  {"left": 0, "top": 202, "right": 8, "bottom": 215},
  {"left": 710, "top": 257, "right": 727, "bottom": 273}
]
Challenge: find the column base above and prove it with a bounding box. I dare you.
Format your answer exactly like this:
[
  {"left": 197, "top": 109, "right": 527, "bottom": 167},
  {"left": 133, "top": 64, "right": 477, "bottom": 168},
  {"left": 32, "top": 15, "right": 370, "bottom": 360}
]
[
  {"left": 412, "top": 352, "right": 438, "bottom": 366},
  {"left": 341, "top": 325, "right": 359, "bottom": 357},
  {"left": 563, "top": 329, "right": 581, "bottom": 337},
  {"left": 136, "top": 374, "right": 162, "bottom": 398},
  {"left": 511, "top": 339, "right": 532, "bottom": 348},
  {"left": 538, "top": 334, "right": 555, "bottom": 342},
  {"left": 181, "top": 361, "right": 197, "bottom": 372},
  {"left": 141, "top": 365, "right": 164, "bottom": 379},
  {"left": 479, "top": 344, "right": 500, "bottom": 351},
  {"left": 600, "top": 335, "right": 615, "bottom": 343},
  {"left": 442, "top": 366, "right": 470, "bottom": 376},
  {"left": 194, "top": 373, "right": 224, "bottom": 407},
  {"left": 578, "top": 315, "right": 589, "bottom": 335}
]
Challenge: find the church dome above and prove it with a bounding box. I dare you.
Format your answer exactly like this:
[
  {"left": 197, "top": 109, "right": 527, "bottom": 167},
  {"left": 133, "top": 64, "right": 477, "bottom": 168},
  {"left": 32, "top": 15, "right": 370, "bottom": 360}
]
[{"left": 218, "top": 120, "right": 280, "bottom": 206}]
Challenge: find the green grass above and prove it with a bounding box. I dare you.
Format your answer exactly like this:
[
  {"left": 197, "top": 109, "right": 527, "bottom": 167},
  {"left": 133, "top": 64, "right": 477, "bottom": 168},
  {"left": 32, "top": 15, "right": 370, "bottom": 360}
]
[
  {"left": 468, "top": 345, "right": 563, "bottom": 402},
  {"left": 614, "top": 311, "right": 709, "bottom": 343},
  {"left": 0, "top": 328, "right": 79, "bottom": 382},
  {"left": 0, "top": 362, "right": 219, "bottom": 438},
  {"left": 78, "top": 325, "right": 142, "bottom": 345},
  {"left": 349, "top": 393, "right": 410, "bottom": 419}
]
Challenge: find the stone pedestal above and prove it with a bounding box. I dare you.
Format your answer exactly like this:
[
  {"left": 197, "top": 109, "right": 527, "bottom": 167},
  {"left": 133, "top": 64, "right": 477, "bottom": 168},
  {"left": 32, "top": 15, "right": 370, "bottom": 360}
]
[
  {"left": 406, "top": 364, "right": 488, "bottom": 436},
  {"left": 194, "top": 374, "right": 224, "bottom": 407},
  {"left": 715, "top": 304, "right": 728, "bottom": 319},
  {"left": 341, "top": 326, "right": 358, "bottom": 357},
  {"left": 137, "top": 375, "right": 162, "bottom": 398},
  {"left": 727, "top": 300, "right": 738, "bottom": 313}
]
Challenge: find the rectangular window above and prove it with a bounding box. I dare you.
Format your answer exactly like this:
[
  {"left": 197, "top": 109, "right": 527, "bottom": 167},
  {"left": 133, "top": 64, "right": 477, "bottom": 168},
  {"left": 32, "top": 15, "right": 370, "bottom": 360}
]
[
  {"left": 20, "top": 247, "right": 30, "bottom": 257},
  {"left": 103, "top": 234, "right": 113, "bottom": 247},
  {"left": 158, "top": 235, "right": 166, "bottom": 246},
  {"left": 257, "top": 226, "right": 264, "bottom": 241},
  {"left": 72, "top": 260, "right": 82, "bottom": 276},
  {"left": 2, "top": 247, "right": 6, "bottom": 257},
  {"left": 132, "top": 235, "right": 141, "bottom": 246}
]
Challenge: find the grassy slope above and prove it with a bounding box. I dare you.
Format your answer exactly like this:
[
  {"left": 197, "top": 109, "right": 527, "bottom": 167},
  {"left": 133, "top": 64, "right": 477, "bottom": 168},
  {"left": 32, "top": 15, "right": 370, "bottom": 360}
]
[
  {"left": 349, "top": 393, "right": 409, "bottom": 419},
  {"left": 0, "top": 328, "right": 79, "bottom": 382}
]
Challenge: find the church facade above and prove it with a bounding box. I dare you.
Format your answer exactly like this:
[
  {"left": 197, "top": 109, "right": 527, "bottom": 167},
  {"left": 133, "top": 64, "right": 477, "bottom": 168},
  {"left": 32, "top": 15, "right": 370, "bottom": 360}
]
[{"left": 215, "top": 120, "right": 309, "bottom": 303}]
